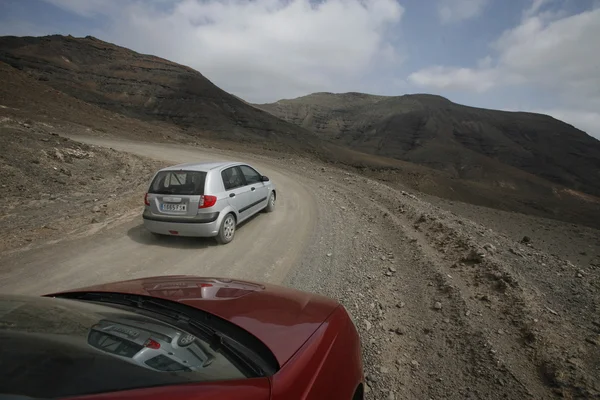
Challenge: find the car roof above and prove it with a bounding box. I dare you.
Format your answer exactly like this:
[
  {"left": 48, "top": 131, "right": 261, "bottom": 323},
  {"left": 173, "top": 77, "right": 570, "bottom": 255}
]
[{"left": 158, "top": 161, "right": 242, "bottom": 173}]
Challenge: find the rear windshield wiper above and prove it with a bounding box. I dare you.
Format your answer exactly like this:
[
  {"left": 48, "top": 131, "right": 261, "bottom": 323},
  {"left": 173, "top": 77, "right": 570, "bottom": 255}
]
[
  {"left": 61, "top": 292, "right": 265, "bottom": 377},
  {"left": 149, "top": 189, "right": 177, "bottom": 194}
]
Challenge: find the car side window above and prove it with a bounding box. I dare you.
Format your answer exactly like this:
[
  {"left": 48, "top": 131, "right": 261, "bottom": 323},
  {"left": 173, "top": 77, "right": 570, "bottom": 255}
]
[
  {"left": 221, "top": 167, "right": 245, "bottom": 190},
  {"left": 239, "top": 165, "right": 262, "bottom": 185}
]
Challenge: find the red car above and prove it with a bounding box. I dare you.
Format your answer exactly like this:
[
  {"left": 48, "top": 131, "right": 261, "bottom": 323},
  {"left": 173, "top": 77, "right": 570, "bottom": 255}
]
[{"left": 0, "top": 276, "right": 364, "bottom": 400}]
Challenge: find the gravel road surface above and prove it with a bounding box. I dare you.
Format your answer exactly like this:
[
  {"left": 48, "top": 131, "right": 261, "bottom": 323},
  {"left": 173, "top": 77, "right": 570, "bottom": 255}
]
[
  {"left": 1, "top": 137, "right": 598, "bottom": 399},
  {"left": 0, "top": 137, "right": 316, "bottom": 293}
]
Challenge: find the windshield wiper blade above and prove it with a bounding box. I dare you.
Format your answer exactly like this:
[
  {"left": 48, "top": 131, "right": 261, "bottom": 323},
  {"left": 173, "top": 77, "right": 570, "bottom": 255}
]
[
  {"left": 201, "top": 327, "right": 264, "bottom": 376},
  {"left": 136, "top": 306, "right": 262, "bottom": 375},
  {"left": 133, "top": 299, "right": 264, "bottom": 375}
]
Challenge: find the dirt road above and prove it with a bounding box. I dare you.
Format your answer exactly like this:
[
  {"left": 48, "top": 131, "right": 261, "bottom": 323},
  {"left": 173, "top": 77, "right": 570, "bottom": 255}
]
[
  {"left": 0, "top": 137, "right": 317, "bottom": 294},
  {"left": 1, "top": 136, "right": 598, "bottom": 399}
]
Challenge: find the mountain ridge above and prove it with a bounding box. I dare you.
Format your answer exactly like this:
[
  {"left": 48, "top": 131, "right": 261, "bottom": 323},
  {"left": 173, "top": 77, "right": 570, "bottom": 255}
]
[
  {"left": 0, "top": 34, "right": 323, "bottom": 149},
  {"left": 253, "top": 92, "right": 600, "bottom": 196},
  {"left": 1, "top": 34, "right": 599, "bottom": 228}
]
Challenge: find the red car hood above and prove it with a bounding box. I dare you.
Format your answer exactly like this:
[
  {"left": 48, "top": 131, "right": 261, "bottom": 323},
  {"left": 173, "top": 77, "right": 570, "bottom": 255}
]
[{"left": 49, "top": 276, "right": 340, "bottom": 367}]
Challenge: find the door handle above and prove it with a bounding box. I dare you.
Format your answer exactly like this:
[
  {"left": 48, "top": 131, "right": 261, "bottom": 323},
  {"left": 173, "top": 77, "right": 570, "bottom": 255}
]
[
  {"left": 251, "top": 187, "right": 256, "bottom": 191},
  {"left": 229, "top": 193, "right": 236, "bottom": 198}
]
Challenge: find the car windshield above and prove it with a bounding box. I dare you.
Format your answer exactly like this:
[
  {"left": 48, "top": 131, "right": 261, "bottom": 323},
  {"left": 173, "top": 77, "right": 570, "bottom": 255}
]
[
  {"left": 0, "top": 295, "right": 274, "bottom": 398},
  {"left": 149, "top": 170, "right": 206, "bottom": 195}
]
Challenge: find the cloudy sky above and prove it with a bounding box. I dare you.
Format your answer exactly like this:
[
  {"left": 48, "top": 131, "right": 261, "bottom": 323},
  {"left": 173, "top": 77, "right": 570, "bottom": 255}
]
[{"left": 1, "top": 0, "right": 599, "bottom": 139}]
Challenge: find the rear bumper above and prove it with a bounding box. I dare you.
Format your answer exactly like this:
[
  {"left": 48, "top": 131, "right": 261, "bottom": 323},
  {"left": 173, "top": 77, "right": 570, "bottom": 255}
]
[
  {"left": 143, "top": 212, "right": 219, "bottom": 224},
  {"left": 143, "top": 212, "right": 220, "bottom": 237}
]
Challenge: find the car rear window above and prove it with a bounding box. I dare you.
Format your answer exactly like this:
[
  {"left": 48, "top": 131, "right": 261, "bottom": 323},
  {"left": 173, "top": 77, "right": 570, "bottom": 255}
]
[
  {"left": 88, "top": 330, "right": 144, "bottom": 358},
  {"left": 145, "top": 354, "right": 192, "bottom": 372},
  {"left": 149, "top": 170, "right": 206, "bottom": 195}
]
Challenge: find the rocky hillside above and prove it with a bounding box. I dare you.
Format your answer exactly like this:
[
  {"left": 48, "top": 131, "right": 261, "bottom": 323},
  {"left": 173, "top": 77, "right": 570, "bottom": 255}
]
[
  {"left": 1, "top": 35, "right": 598, "bottom": 229},
  {"left": 0, "top": 35, "right": 322, "bottom": 151},
  {"left": 255, "top": 92, "right": 600, "bottom": 197}
]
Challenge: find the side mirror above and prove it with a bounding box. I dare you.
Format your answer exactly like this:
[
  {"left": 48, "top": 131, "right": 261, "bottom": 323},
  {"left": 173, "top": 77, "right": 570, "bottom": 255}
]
[{"left": 261, "top": 175, "right": 270, "bottom": 182}]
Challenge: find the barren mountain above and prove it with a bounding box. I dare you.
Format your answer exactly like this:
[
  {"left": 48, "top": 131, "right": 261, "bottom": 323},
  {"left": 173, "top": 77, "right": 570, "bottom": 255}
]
[
  {"left": 255, "top": 92, "right": 600, "bottom": 197},
  {"left": 0, "top": 36, "right": 444, "bottom": 181},
  {"left": 0, "top": 34, "right": 325, "bottom": 152},
  {"left": 1, "top": 35, "right": 598, "bottom": 229}
]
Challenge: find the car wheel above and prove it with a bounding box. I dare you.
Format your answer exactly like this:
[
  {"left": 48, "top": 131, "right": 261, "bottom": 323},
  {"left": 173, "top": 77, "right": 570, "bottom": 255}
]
[
  {"left": 216, "top": 213, "right": 236, "bottom": 244},
  {"left": 178, "top": 333, "right": 196, "bottom": 347},
  {"left": 265, "top": 192, "right": 276, "bottom": 213}
]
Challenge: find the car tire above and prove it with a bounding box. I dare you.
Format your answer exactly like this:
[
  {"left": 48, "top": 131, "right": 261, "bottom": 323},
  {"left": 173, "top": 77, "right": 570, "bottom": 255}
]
[
  {"left": 216, "top": 213, "right": 236, "bottom": 244},
  {"left": 265, "top": 192, "right": 276, "bottom": 213}
]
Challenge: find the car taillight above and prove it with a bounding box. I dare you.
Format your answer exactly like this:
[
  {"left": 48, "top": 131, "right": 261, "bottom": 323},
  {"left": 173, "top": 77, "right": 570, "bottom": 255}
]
[
  {"left": 199, "top": 195, "right": 217, "bottom": 208},
  {"left": 144, "top": 193, "right": 150, "bottom": 206},
  {"left": 144, "top": 338, "right": 161, "bottom": 349}
]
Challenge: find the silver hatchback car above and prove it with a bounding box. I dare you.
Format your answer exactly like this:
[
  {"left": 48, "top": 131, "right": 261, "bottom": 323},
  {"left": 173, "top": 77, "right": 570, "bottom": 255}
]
[{"left": 143, "top": 161, "right": 276, "bottom": 244}]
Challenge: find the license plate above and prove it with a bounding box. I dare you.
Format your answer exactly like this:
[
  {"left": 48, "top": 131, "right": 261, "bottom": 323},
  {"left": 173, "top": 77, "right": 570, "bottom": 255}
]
[
  {"left": 111, "top": 326, "right": 139, "bottom": 338},
  {"left": 162, "top": 203, "right": 186, "bottom": 212}
]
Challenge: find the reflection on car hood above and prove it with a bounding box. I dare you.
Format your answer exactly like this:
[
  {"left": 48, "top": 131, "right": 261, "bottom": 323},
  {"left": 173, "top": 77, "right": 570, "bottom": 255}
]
[
  {"left": 0, "top": 294, "right": 245, "bottom": 398},
  {"left": 51, "top": 276, "right": 340, "bottom": 366}
]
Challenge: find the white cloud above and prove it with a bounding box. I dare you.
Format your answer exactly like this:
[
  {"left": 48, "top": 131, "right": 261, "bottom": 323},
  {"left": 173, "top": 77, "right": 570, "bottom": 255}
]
[
  {"left": 476, "top": 55, "right": 493, "bottom": 68},
  {"left": 437, "top": 0, "right": 488, "bottom": 24},
  {"left": 523, "top": 0, "right": 547, "bottom": 19},
  {"left": 494, "top": 10, "right": 600, "bottom": 105},
  {"left": 407, "top": 66, "right": 498, "bottom": 92},
  {"left": 408, "top": 6, "right": 600, "bottom": 137},
  {"left": 520, "top": 0, "right": 567, "bottom": 22},
  {"left": 42, "top": 0, "right": 404, "bottom": 102}
]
